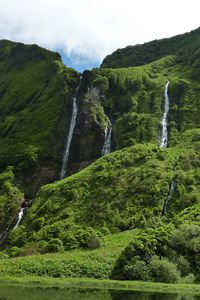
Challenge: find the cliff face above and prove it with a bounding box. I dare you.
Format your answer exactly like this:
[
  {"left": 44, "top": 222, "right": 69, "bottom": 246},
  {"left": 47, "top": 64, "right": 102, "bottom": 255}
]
[
  {"left": 67, "top": 54, "right": 200, "bottom": 175},
  {"left": 66, "top": 58, "right": 169, "bottom": 174},
  {"left": 0, "top": 40, "right": 80, "bottom": 196},
  {"left": 68, "top": 83, "right": 108, "bottom": 174}
]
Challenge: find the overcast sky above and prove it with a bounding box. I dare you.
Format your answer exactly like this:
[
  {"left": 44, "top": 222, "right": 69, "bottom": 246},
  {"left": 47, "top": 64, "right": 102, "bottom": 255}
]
[{"left": 0, "top": 0, "right": 200, "bottom": 71}]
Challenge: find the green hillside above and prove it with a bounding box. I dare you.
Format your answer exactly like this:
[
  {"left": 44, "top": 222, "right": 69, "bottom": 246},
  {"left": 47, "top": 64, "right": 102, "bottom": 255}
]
[
  {"left": 101, "top": 27, "right": 200, "bottom": 70},
  {"left": 0, "top": 40, "right": 79, "bottom": 196},
  {"left": 0, "top": 27, "right": 200, "bottom": 284},
  {"left": 0, "top": 167, "right": 23, "bottom": 237}
]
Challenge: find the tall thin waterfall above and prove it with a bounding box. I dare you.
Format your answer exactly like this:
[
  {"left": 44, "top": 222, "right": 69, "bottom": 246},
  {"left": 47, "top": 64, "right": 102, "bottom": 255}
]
[
  {"left": 162, "top": 180, "right": 176, "bottom": 216},
  {"left": 102, "top": 117, "right": 112, "bottom": 155},
  {"left": 60, "top": 77, "right": 81, "bottom": 179},
  {"left": 0, "top": 206, "right": 26, "bottom": 243},
  {"left": 160, "top": 81, "right": 170, "bottom": 148},
  {"left": 159, "top": 82, "right": 176, "bottom": 216},
  {"left": 13, "top": 208, "right": 25, "bottom": 229}
]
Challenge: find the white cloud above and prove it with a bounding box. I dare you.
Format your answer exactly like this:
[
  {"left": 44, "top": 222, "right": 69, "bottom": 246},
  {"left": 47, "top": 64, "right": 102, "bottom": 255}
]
[{"left": 0, "top": 0, "right": 200, "bottom": 65}]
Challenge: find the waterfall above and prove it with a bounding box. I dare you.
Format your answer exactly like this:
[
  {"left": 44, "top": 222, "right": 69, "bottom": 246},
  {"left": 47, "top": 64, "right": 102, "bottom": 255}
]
[
  {"left": 160, "top": 81, "right": 170, "bottom": 148},
  {"left": 159, "top": 83, "right": 176, "bottom": 216},
  {"left": 60, "top": 77, "right": 82, "bottom": 179},
  {"left": 13, "top": 208, "right": 25, "bottom": 229},
  {"left": 0, "top": 206, "right": 26, "bottom": 244},
  {"left": 162, "top": 180, "right": 176, "bottom": 216},
  {"left": 102, "top": 117, "right": 112, "bottom": 155}
]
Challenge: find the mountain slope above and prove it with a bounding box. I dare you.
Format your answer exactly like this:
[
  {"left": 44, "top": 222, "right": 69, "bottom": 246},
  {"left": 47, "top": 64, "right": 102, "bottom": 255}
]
[
  {"left": 0, "top": 40, "right": 79, "bottom": 196},
  {"left": 6, "top": 139, "right": 200, "bottom": 251},
  {"left": 101, "top": 27, "right": 200, "bottom": 70},
  {"left": 1, "top": 28, "right": 200, "bottom": 283}
]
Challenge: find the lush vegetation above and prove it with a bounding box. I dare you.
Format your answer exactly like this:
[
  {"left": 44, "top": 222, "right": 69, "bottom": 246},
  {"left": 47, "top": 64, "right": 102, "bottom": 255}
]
[
  {"left": 0, "top": 40, "right": 79, "bottom": 196},
  {"left": 1, "top": 137, "right": 199, "bottom": 282},
  {"left": 0, "top": 27, "right": 200, "bottom": 285},
  {"left": 113, "top": 222, "right": 200, "bottom": 283},
  {"left": 0, "top": 230, "right": 136, "bottom": 278},
  {"left": 101, "top": 27, "right": 200, "bottom": 69},
  {"left": 0, "top": 167, "right": 23, "bottom": 238},
  {"left": 77, "top": 56, "right": 174, "bottom": 156},
  {"left": 1, "top": 278, "right": 200, "bottom": 300}
]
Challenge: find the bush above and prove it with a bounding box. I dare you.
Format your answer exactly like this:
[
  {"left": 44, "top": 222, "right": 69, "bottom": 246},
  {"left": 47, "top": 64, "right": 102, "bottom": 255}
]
[
  {"left": 8, "top": 226, "right": 27, "bottom": 247},
  {"left": 59, "top": 231, "right": 79, "bottom": 250},
  {"left": 46, "top": 238, "right": 64, "bottom": 253},
  {"left": 176, "top": 256, "right": 191, "bottom": 277},
  {"left": 99, "top": 227, "right": 110, "bottom": 236},
  {"left": 38, "top": 240, "right": 49, "bottom": 254},
  {"left": 19, "top": 243, "right": 41, "bottom": 256},
  {"left": 78, "top": 228, "right": 102, "bottom": 249},
  {"left": 7, "top": 247, "right": 21, "bottom": 257},
  {"left": 0, "top": 251, "right": 8, "bottom": 259},
  {"left": 149, "top": 256, "right": 180, "bottom": 283},
  {"left": 179, "top": 273, "right": 195, "bottom": 284},
  {"left": 123, "top": 256, "right": 150, "bottom": 280},
  {"left": 31, "top": 217, "right": 45, "bottom": 231}
]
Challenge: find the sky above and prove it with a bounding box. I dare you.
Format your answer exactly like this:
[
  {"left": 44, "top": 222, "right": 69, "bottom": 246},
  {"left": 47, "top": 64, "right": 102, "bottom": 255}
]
[{"left": 0, "top": 0, "right": 200, "bottom": 71}]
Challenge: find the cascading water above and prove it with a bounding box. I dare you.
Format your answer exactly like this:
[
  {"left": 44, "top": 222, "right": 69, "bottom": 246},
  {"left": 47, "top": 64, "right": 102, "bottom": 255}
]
[
  {"left": 102, "top": 117, "right": 112, "bottom": 155},
  {"left": 160, "top": 81, "right": 170, "bottom": 148},
  {"left": 13, "top": 208, "right": 25, "bottom": 229},
  {"left": 159, "top": 82, "right": 176, "bottom": 216},
  {"left": 162, "top": 180, "right": 176, "bottom": 216},
  {"left": 0, "top": 203, "right": 27, "bottom": 243},
  {"left": 60, "top": 77, "right": 82, "bottom": 179}
]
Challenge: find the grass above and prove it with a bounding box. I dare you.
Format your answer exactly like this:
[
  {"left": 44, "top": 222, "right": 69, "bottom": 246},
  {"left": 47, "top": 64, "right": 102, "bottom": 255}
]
[
  {"left": 0, "top": 276, "right": 200, "bottom": 295},
  {"left": 0, "top": 230, "right": 137, "bottom": 279}
]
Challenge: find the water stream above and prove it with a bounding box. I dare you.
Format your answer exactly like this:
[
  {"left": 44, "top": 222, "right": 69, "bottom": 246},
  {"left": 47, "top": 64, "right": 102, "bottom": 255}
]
[
  {"left": 102, "top": 117, "right": 112, "bottom": 155},
  {"left": 0, "top": 205, "right": 26, "bottom": 244},
  {"left": 60, "top": 77, "right": 82, "bottom": 179},
  {"left": 162, "top": 180, "right": 176, "bottom": 216},
  {"left": 13, "top": 208, "right": 25, "bottom": 229},
  {"left": 159, "top": 82, "right": 176, "bottom": 215},
  {"left": 160, "top": 81, "right": 170, "bottom": 148}
]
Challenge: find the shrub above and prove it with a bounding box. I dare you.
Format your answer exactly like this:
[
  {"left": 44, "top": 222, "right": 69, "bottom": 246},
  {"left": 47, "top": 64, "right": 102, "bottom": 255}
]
[
  {"left": 38, "top": 240, "right": 49, "bottom": 254},
  {"left": 8, "top": 226, "right": 27, "bottom": 247},
  {"left": 7, "top": 246, "right": 21, "bottom": 257},
  {"left": 99, "top": 227, "right": 110, "bottom": 236},
  {"left": 0, "top": 251, "right": 8, "bottom": 259},
  {"left": 59, "top": 231, "right": 79, "bottom": 250},
  {"left": 179, "top": 273, "right": 195, "bottom": 284},
  {"left": 149, "top": 256, "right": 180, "bottom": 283},
  {"left": 78, "top": 228, "right": 102, "bottom": 249},
  {"left": 123, "top": 256, "right": 150, "bottom": 280},
  {"left": 176, "top": 256, "right": 191, "bottom": 276},
  {"left": 18, "top": 243, "right": 40, "bottom": 256},
  {"left": 46, "top": 238, "right": 64, "bottom": 253}
]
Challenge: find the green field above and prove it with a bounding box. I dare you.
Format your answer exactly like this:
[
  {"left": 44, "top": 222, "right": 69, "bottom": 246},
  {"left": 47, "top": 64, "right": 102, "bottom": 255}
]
[
  {"left": 0, "top": 276, "right": 200, "bottom": 295},
  {"left": 0, "top": 230, "right": 136, "bottom": 278}
]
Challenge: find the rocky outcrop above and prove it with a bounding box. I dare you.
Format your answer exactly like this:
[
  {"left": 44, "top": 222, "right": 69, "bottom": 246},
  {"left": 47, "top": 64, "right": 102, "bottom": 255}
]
[{"left": 68, "top": 85, "right": 108, "bottom": 175}]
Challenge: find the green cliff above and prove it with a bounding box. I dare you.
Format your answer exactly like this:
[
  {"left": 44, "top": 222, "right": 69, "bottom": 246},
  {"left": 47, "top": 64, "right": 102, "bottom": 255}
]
[
  {"left": 0, "top": 40, "right": 79, "bottom": 196},
  {"left": 0, "top": 27, "right": 200, "bottom": 283}
]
